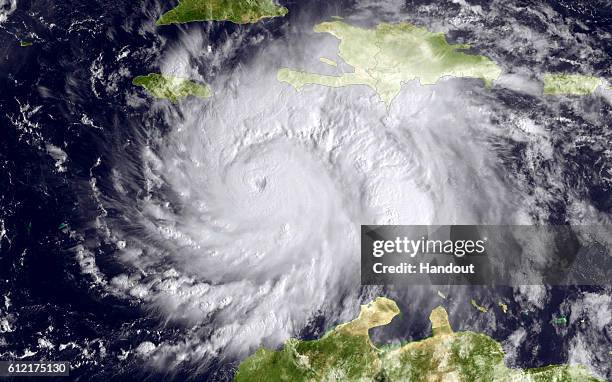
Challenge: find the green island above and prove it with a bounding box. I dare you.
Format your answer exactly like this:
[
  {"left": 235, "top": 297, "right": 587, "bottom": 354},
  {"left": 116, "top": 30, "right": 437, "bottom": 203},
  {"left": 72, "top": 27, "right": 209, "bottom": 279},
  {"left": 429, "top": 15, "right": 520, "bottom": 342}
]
[
  {"left": 156, "top": 0, "right": 288, "bottom": 25},
  {"left": 470, "top": 299, "right": 488, "bottom": 313},
  {"left": 233, "top": 297, "right": 602, "bottom": 381},
  {"left": 19, "top": 41, "right": 33, "bottom": 47},
  {"left": 319, "top": 57, "right": 338, "bottom": 67},
  {"left": 132, "top": 73, "right": 212, "bottom": 102},
  {"left": 277, "top": 21, "right": 502, "bottom": 107},
  {"left": 543, "top": 74, "right": 604, "bottom": 95}
]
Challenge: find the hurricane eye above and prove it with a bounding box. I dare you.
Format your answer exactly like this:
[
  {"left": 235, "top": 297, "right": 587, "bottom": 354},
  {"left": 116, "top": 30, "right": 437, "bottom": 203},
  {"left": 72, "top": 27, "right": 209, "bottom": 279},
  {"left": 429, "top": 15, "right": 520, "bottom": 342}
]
[{"left": 255, "top": 177, "right": 267, "bottom": 192}]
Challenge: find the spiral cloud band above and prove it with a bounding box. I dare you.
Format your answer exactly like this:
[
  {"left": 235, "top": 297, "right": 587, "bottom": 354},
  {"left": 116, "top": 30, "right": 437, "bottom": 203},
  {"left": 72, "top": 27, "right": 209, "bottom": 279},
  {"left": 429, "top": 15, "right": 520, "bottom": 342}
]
[{"left": 78, "top": 22, "right": 600, "bottom": 367}]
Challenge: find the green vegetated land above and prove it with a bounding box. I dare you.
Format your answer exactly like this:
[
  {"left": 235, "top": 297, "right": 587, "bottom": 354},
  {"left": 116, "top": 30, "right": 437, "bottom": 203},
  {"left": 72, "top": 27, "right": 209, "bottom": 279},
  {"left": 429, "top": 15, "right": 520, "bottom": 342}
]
[
  {"left": 132, "top": 73, "right": 212, "bottom": 103},
  {"left": 19, "top": 41, "right": 33, "bottom": 47},
  {"left": 277, "top": 21, "right": 502, "bottom": 107},
  {"left": 157, "top": 0, "right": 288, "bottom": 25},
  {"left": 233, "top": 297, "right": 602, "bottom": 382},
  {"left": 543, "top": 73, "right": 604, "bottom": 95}
]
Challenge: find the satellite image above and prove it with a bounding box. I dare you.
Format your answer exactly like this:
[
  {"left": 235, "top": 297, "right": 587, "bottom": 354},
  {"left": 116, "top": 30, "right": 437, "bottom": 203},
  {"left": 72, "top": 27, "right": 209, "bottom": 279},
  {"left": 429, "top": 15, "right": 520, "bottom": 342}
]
[{"left": 0, "top": 0, "right": 611, "bottom": 381}]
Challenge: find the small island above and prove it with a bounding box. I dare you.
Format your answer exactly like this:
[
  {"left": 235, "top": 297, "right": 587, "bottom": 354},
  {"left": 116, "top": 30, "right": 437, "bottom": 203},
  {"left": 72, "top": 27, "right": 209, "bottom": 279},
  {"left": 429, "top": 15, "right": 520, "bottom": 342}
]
[
  {"left": 319, "top": 57, "right": 338, "bottom": 67},
  {"left": 233, "top": 297, "right": 602, "bottom": 381},
  {"left": 156, "top": 0, "right": 288, "bottom": 26},
  {"left": 543, "top": 73, "right": 604, "bottom": 95},
  {"left": 132, "top": 73, "right": 212, "bottom": 103}
]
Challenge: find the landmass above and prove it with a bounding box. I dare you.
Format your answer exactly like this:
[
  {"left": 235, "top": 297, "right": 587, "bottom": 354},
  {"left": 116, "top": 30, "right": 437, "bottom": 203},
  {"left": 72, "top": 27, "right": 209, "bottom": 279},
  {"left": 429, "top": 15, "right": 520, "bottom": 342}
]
[
  {"left": 233, "top": 297, "right": 602, "bottom": 381},
  {"left": 277, "top": 21, "right": 502, "bottom": 107},
  {"left": 132, "top": 73, "right": 212, "bottom": 102},
  {"left": 471, "top": 299, "right": 488, "bottom": 313},
  {"left": 19, "top": 41, "right": 33, "bottom": 47},
  {"left": 319, "top": 57, "right": 337, "bottom": 67},
  {"left": 156, "top": 0, "right": 288, "bottom": 25},
  {"left": 543, "top": 74, "right": 604, "bottom": 95},
  {"left": 552, "top": 315, "right": 568, "bottom": 326}
]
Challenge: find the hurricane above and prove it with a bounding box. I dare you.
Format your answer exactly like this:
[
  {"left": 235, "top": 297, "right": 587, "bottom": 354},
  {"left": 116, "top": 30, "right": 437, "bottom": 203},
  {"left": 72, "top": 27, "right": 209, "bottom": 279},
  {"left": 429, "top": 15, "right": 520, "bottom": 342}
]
[
  {"left": 1, "top": 0, "right": 610, "bottom": 380},
  {"left": 82, "top": 24, "right": 579, "bottom": 366}
]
